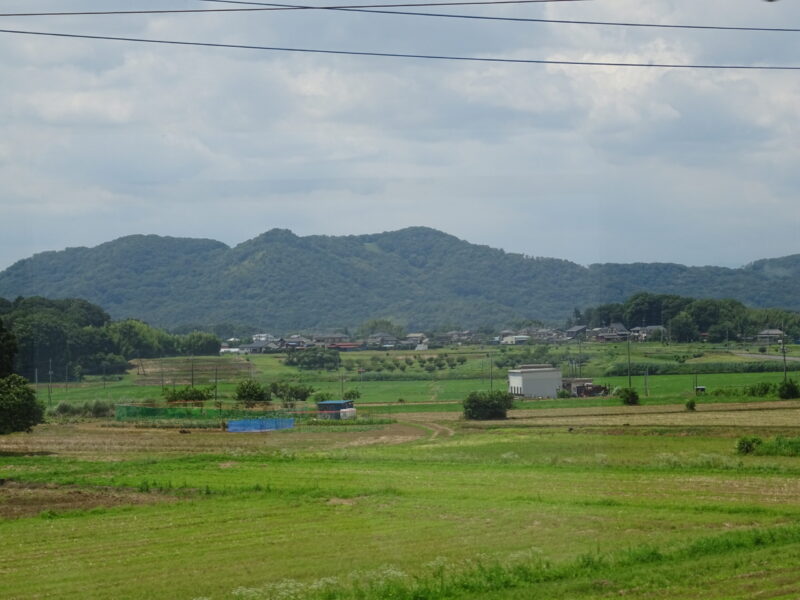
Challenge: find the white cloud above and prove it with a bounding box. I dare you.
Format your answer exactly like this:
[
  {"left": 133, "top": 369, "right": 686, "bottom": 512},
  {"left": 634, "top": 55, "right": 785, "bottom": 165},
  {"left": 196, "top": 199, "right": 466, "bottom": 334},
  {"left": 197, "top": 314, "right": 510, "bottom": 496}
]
[{"left": 0, "top": 0, "right": 799, "bottom": 271}]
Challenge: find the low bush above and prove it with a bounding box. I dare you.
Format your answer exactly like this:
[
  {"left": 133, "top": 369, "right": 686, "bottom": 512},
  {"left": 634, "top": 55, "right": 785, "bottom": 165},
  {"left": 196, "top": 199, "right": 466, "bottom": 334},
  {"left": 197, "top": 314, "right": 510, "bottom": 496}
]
[
  {"left": 49, "top": 400, "right": 114, "bottom": 419},
  {"left": 736, "top": 436, "right": 763, "bottom": 455},
  {"left": 618, "top": 388, "right": 640, "bottom": 406},
  {"left": 736, "top": 435, "right": 800, "bottom": 457},
  {"left": 685, "top": 399, "right": 696, "bottom": 411},
  {"left": 777, "top": 379, "right": 800, "bottom": 400},
  {"left": 744, "top": 382, "right": 775, "bottom": 397},
  {"left": 463, "top": 391, "right": 514, "bottom": 420}
]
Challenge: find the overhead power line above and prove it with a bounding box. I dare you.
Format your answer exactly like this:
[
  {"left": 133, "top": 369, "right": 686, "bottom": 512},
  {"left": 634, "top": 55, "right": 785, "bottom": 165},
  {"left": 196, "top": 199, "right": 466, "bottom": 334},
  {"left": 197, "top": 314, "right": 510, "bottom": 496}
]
[
  {"left": 205, "top": 0, "right": 800, "bottom": 33},
  {"left": 3, "top": 0, "right": 795, "bottom": 35},
  {"left": 0, "top": 0, "right": 592, "bottom": 18},
  {"left": 1, "top": 27, "right": 798, "bottom": 70}
]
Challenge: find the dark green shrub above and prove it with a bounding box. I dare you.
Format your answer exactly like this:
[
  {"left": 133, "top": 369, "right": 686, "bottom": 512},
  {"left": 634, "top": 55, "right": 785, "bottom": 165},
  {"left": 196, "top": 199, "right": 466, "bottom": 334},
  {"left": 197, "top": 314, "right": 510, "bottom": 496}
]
[
  {"left": 54, "top": 401, "right": 75, "bottom": 416},
  {"left": 312, "top": 391, "right": 334, "bottom": 403},
  {"left": 744, "top": 382, "right": 775, "bottom": 397},
  {"left": 619, "top": 388, "right": 640, "bottom": 406},
  {"left": 736, "top": 436, "right": 763, "bottom": 455},
  {"left": 463, "top": 391, "right": 514, "bottom": 420},
  {"left": 163, "top": 386, "right": 214, "bottom": 405},
  {"left": 342, "top": 389, "right": 361, "bottom": 401},
  {"left": 89, "top": 400, "right": 113, "bottom": 418},
  {"left": 777, "top": 379, "right": 800, "bottom": 400},
  {"left": 556, "top": 389, "right": 572, "bottom": 399},
  {"left": 685, "top": 399, "right": 696, "bottom": 411},
  {"left": 0, "top": 375, "right": 44, "bottom": 434}
]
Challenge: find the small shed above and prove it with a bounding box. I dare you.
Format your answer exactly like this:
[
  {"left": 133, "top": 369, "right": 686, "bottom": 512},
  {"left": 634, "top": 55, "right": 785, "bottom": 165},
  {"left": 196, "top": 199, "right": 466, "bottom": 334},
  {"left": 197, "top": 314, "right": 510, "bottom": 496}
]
[
  {"left": 508, "top": 364, "right": 562, "bottom": 399},
  {"left": 316, "top": 400, "right": 356, "bottom": 420}
]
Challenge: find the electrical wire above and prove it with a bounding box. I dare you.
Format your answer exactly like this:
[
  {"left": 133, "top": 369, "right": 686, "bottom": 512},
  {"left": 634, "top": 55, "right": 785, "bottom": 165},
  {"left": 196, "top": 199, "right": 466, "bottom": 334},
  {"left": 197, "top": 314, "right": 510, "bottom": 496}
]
[
  {"left": 1, "top": 26, "right": 798, "bottom": 70},
  {"left": 0, "top": 0, "right": 593, "bottom": 18},
  {"left": 210, "top": 0, "right": 800, "bottom": 33},
  {"left": 2, "top": 0, "right": 794, "bottom": 35}
]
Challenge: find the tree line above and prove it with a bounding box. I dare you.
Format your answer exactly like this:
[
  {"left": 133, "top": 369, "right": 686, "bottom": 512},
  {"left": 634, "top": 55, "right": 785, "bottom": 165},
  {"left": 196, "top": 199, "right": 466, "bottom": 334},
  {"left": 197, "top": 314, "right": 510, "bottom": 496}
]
[
  {"left": 0, "top": 297, "right": 220, "bottom": 381},
  {"left": 569, "top": 292, "right": 800, "bottom": 343}
]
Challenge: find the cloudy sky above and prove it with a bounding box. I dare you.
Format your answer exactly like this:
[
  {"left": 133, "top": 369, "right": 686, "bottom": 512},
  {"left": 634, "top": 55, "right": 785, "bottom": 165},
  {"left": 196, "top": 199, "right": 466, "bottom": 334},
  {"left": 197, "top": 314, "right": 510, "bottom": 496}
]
[{"left": 1, "top": 0, "right": 799, "bottom": 271}]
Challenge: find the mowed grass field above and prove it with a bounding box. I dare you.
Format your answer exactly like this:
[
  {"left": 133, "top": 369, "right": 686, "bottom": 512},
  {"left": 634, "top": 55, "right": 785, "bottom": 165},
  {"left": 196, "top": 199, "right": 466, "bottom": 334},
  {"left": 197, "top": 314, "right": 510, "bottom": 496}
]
[{"left": 4, "top": 398, "right": 800, "bottom": 599}]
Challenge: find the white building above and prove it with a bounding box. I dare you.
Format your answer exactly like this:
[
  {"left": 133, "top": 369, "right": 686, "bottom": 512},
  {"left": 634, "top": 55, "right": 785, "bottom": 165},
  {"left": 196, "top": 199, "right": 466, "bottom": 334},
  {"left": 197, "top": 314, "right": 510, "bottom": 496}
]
[
  {"left": 508, "top": 364, "right": 562, "bottom": 398},
  {"left": 501, "top": 335, "right": 531, "bottom": 345}
]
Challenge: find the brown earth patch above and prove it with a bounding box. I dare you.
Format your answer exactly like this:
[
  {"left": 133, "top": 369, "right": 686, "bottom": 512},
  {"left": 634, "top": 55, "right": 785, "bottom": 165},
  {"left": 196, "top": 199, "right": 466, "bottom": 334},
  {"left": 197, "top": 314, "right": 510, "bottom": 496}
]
[
  {"left": 326, "top": 497, "right": 360, "bottom": 506},
  {"left": 0, "top": 479, "right": 173, "bottom": 519}
]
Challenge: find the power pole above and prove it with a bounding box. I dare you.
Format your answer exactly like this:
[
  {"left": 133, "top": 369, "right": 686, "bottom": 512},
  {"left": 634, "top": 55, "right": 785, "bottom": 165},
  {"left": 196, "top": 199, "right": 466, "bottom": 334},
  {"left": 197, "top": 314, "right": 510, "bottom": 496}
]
[
  {"left": 782, "top": 338, "right": 788, "bottom": 382},
  {"left": 47, "top": 358, "right": 53, "bottom": 407},
  {"left": 339, "top": 353, "right": 344, "bottom": 397},
  {"left": 489, "top": 353, "right": 494, "bottom": 391},
  {"left": 626, "top": 337, "right": 632, "bottom": 389}
]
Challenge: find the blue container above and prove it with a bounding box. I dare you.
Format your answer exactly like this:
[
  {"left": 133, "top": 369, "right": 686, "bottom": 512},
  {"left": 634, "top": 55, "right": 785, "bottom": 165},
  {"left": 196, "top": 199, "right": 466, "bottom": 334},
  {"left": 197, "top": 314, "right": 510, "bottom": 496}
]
[{"left": 226, "top": 418, "right": 294, "bottom": 432}]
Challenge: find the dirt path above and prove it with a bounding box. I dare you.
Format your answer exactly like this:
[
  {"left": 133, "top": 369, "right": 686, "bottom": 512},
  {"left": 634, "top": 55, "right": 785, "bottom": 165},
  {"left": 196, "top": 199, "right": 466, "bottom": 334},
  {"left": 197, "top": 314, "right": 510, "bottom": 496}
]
[
  {"left": 394, "top": 418, "right": 456, "bottom": 440},
  {"left": 734, "top": 352, "right": 800, "bottom": 362}
]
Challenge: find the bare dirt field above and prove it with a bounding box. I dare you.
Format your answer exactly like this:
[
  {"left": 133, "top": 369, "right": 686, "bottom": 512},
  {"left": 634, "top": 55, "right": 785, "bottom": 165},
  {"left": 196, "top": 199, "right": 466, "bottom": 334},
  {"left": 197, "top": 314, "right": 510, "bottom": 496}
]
[
  {"left": 0, "top": 422, "right": 426, "bottom": 459},
  {"left": 0, "top": 479, "right": 172, "bottom": 519}
]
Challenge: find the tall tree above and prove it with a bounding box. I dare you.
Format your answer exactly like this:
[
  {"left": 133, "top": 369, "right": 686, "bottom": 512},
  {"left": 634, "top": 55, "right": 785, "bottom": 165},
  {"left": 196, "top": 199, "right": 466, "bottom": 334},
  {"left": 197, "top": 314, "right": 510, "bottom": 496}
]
[
  {"left": 0, "top": 319, "right": 16, "bottom": 377},
  {"left": 0, "top": 374, "right": 44, "bottom": 434}
]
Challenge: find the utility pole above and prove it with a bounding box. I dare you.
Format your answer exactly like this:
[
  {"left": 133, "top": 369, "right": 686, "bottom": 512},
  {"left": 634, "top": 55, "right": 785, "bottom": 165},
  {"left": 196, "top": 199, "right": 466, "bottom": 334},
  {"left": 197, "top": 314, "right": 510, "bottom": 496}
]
[
  {"left": 214, "top": 365, "right": 219, "bottom": 404},
  {"left": 782, "top": 338, "right": 788, "bottom": 382},
  {"left": 47, "top": 358, "right": 53, "bottom": 407},
  {"left": 626, "top": 336, "right": 632, "bottom": 389},
  {"left": 339, "top": 352, "right": 344, "bottom": 397}
]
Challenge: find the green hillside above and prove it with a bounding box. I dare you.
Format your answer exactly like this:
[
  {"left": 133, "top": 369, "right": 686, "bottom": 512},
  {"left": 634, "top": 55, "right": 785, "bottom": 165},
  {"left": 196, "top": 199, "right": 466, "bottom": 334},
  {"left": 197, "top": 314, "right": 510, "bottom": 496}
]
[{"left": 0, "top": 227, "right": 798, "bottom": 330}]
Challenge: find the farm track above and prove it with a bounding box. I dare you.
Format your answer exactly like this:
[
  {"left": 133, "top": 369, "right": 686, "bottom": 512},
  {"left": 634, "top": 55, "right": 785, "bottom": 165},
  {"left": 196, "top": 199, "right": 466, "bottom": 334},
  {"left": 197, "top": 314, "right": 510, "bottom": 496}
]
[
  {"left": 394, "top": 416, "right": 456, "bottom": 439},
  {"left": 734, "top": 352, "right": 800, "bottom": 362}
]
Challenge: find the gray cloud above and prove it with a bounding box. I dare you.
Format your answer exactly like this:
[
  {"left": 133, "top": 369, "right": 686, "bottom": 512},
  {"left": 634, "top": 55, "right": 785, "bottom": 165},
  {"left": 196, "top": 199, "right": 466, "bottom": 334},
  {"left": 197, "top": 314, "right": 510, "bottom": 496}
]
[{"left": 1, "top": 0, "right": 799, "bottom": 272}]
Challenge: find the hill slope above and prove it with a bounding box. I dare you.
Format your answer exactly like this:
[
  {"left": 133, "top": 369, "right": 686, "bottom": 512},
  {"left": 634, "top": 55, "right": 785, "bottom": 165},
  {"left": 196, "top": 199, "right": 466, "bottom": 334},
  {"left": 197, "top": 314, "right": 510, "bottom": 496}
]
[{"left": 0, "top": 227, "right": 798, "bottom": 330}]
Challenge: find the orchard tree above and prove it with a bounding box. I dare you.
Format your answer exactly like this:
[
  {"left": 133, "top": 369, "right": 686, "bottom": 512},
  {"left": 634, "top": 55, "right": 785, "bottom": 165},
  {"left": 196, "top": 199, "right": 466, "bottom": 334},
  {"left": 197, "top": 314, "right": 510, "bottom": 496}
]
[
  {"left": 0, "top": 374, "right": 44, "bottom": 434},
  {"left": 234, "top": 379, "right": 270, "bottom": 408},
  {"left": 343, "top": 389, "right": 361, "bottom": 401}
]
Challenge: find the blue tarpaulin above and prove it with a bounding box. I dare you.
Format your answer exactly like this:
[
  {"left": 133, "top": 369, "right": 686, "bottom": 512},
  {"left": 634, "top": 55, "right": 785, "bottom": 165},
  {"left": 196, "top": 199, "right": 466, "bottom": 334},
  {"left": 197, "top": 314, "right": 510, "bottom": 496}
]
[{"left": 226, "top": 418, "right": 295, "bottom": 433}]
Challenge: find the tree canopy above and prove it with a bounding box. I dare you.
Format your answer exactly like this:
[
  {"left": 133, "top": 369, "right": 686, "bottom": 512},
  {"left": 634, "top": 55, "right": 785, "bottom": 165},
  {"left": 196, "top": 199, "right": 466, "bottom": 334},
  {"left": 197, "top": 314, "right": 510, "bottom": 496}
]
[
  {"left": 1, "top": 297, "right": 221, "bottom": 381},
  {"left": 0, "top": 374, "right": 44, "bottom": 434},
  {"left": 574, "top": 292, "right": 800, "bottom": 342}
]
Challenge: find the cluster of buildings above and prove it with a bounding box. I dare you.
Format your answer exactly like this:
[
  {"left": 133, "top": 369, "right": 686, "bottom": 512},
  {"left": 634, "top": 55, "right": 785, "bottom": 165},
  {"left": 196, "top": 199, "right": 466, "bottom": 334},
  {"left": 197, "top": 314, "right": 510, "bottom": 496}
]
[
  {"left": 498, "top": 323, "right": 666, "bottom": 345},
  {"left": 221, "top": 323, "right": 681, "bottom": 355},
  {"left": 221, "top": 331, "right": 433, "bottom": 354}
]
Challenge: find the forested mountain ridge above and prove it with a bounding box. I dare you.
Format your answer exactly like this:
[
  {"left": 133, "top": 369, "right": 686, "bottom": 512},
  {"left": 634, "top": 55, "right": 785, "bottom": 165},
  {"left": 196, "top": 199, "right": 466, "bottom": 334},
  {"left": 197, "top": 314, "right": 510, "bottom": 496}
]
[{"left": 0, "top": 227, "right": 798, "bottom": 331}]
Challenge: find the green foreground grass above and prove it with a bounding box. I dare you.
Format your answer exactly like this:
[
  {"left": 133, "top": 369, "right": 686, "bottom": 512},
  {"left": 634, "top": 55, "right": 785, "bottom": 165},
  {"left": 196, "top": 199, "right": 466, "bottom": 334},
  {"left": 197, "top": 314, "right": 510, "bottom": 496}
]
[{"left": 3, "top": 402, "right": 800, "bottom": 599}]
